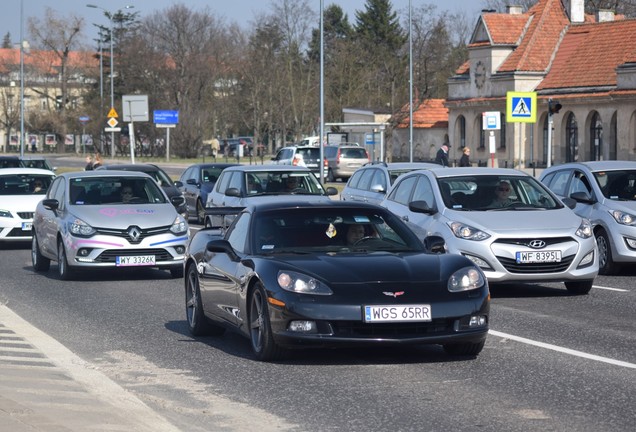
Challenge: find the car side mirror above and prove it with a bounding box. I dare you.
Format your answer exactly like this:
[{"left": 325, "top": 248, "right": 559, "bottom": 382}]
[
  {"left": 206, "top": 239, "right": 239, "bottom": 261},
  {"left": 225, "top": 187, "right": 241, "bottom": 197},
  {"left": 424, "top": 235, "right": 446, "bottom": 254},
  {"left": 186, "top": 178, "right": 198, "bottom": 186},
  {"left": 370, "top": 184, "right": 385, "bottom": 193},
  {"left": 569, "top": 191, "right": 595, "bottom": 205},
  {"left": 408, "top": 200, "right": 436, "bottom": 215},
  {"left": 171, "top": 196, "right": 186, "bottom": 208},
  {"left": 42, "top": 199, "right": 59, "bottom": 211},
  {"left": 174, "top": 180, "right": 184, "bottom": 188},
  {"left": 325, "top": 186, "right": 338, "bottom": 196}
]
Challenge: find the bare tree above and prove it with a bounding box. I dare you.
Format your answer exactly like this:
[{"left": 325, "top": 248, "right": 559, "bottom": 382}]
[{"left": 28, "top": 8, "right": 85, "bottom": 152}]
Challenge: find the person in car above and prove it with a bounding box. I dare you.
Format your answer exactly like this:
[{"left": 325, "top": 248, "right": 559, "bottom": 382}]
[{"left": 489, "top": 181, "right": 515, "bottom": 207}]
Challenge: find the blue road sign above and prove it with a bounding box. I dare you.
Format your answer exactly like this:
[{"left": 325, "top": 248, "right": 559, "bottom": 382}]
[{"left": 153, "top": 110, "right": 179, "bottom": 124}]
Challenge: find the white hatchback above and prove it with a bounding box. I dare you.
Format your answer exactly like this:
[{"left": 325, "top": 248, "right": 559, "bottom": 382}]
[{"left": 0, "top": 168, "right": 55, "bottom": 242}]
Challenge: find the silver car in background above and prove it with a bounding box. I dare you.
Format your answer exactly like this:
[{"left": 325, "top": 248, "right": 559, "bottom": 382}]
[
  {"left": 380, "top": 167, "right": 598, "bottom": 294},
  {"left": 31, "top": 171, "right": 189, "bottom": 280},
  {"left": 539, "top": 160, "right": 636, "bottom": 275}
]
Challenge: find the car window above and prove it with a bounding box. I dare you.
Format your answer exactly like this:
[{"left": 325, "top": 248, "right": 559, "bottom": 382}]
[
  {"left": 545, "top": 170, "right": 570, "bottom": 196},
  {"left": 388, "top": 175, "right": 417, "bottom": 205},
  {"left": 569, "top": 171, "right": 592, "bottom": 196},
  {"left": 227, "top": 172, "right": 243, "bottom": 192},
  {"left": 227, "top": 211, "right": 250, "bottom": 254},
  {"left": 216, "top": 171, "right": 232, "bottom": 193},
  {"left": 299, "top": 148, "right": 321, "bottom": 160},
  {"left": 357, "top": 169, "right": 375, "bottom": 191},
  {"left": 346, "top": 170, "right": 363, "bottom": 189},
  {"left": 411, "top": 175, "right": 435, "bottom": 207},
  {"left": 595, "top": 169, "right": 636, "bottom": 200},
  {"left": 180, "top": 167, "right": 194, "bottom": 183},
  {"left": 342, "top": 148, "right": 367, "bottom": 159},
  {"left": 370, "top": 169, "right": 386, "bottom": 191}
]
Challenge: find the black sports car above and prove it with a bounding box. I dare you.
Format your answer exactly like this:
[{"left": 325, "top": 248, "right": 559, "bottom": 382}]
[{"left": 184, "top": 201, "right": 490, "bottom": 361}]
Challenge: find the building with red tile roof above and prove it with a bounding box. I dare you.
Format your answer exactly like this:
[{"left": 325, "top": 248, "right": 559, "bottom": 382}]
[{"left": 446, "top": 0, "right": 636, "bottom": 167}]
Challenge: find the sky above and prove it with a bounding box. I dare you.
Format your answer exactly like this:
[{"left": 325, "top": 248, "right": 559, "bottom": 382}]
[{"left": 2, "top": 0, "right": 485, "bottom": 46}]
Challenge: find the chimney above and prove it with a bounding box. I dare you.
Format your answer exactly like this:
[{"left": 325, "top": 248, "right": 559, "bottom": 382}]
[
  {"left": 596, "top": 9, "right": 615, "bottom": 22},
  {"left": 506, "top": 5, "right": 523, "bottom": 15},
  {"left": 562, "top": 0, "right": 585, "bottom": 23}
]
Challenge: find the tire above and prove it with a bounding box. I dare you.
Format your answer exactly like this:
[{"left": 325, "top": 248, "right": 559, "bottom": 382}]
[
  {"left": 249, "top": 282, "right": 287, "bottom": 361},
  {"left": 327, "top": 169, "right": 335, "bottom": 183},
  {"left": 57, "top": 239, "right": 75, "bottom": 281},
  {"left": 565, "top": 280, "right": 593, "bottom": 295},
  {"left": 196, "top": 199, "right": 205, "bottom": 225},
  {"left": 31, "top": 235, "right": 50, "bottom": 272},
  {"left": 596, "top": 229, "right": 618, "bottom": 275},
  {"left": 443, "top": 340, "right": 485, "bottom": 357},
  {"left": 185, "top": 264, "right": 225, "bottom": 336},
  {"left": 170, "top": 266, "right": 184, "bottom": 278}
]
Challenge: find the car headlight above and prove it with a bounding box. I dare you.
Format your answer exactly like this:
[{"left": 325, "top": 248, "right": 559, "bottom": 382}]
[
  {"left": 277, "top": 271, "right": 333, "bottom": 295},
  {"left": 448, "top": 221, "right": 491, "bottom": 241},
  {"left": 68, "top": 218, "right": 96, "bottom": 237},
  {"left": 170, "top": 215, "right": 189, "bottom": 235},
  {"left": 610, "top": 210, "right": 636, "bottom": 226},
  {"left": 575, "top": 218, "right": 593, "bottom": 239},
  {"left": 0, "top": 209, "right": 13, "bottom": 218},
  {"left": 448, "top": 266, "right": 486, "bottom": 292}
]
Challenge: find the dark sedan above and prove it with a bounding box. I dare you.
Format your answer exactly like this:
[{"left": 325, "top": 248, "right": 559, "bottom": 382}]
[
  {"left": 184, "top": 200, "right": 490, "bottom": 361},
  {"left": 177, "top": 163, "right": 238, "bottom": 224},
  {"left": 97, "top": 163, "right": 187, "bottom": 217}
]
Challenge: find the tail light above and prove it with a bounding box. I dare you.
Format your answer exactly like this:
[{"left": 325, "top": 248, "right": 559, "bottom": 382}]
[{"left": 336, "top": 149, "right": 342, "bottom": 166}]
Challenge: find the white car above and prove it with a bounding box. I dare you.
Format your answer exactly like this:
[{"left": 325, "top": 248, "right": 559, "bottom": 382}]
[{"left": 0, "top": 168, "right": 55, "bottom": 242}]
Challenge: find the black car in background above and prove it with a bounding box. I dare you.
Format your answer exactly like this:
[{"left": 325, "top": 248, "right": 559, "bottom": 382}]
[
  {"left": 177, "top": 163, "right": 239, "bottom": 224},
  {"left": 0, "top": 156, "right": 24, "bottom": 169},
  {"left": 96, "top": 163, "right": 187, "bottom": 217},
  {"left": 20, "top": 157, "right": 57, "bottom": 172}
]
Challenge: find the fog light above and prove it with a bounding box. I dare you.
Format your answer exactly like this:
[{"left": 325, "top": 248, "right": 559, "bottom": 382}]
[
  {"left": 77, "top": 248, "right": 92, "bottom": 257},
  {"left": 288, "top": 320, "right": 317, "bottom": 333},
  {"left": 463, "top": 253, "right": 492, "bottom": 270},
  {"left": 578, "top": 250, "right": 594, "bottom": 267},
  {"left": 469, "top": 315, "right": 487, "bottom": 327},
  {"left": 625, "top": 237, "right": 636, "bottom": 249},
  {"left": 175, "top": 246, "right": 185, "bottom": 254}
]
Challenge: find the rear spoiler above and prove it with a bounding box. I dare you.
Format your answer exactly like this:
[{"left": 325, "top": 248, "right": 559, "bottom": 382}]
[{"left": 203, "top": 206, "right": 246, "bottom": 229}]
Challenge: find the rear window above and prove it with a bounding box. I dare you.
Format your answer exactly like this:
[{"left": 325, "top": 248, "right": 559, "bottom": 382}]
[
  {"left": 342, "top": 148, "right": 367, "bottom": 159},
  {"left": 299, "top": 148, "right": 321, "bottom": 160}
]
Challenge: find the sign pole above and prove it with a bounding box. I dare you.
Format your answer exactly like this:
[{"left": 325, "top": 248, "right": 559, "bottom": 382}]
[{"left": 166, "top": 127, "right": 170, "bottom": 162}]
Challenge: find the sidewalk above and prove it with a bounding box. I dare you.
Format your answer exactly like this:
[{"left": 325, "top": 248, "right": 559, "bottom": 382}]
[{"left": 0, "top": 304, "right": 180, "bottom": 432}]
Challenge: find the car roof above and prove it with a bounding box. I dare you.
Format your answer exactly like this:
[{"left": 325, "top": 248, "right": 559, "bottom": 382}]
[
  {"left": 223, "top": 164, "right": 314, "bottom": 173},
  {"left": 422, "top": 167, "right": 532, "bottom": 179},
  {"left": 98, "top": 163, "right": 161, "bottom": 172},
  {"left": 544, "top": 160, "right": 636, "bottom": 172},
  {"left": 0, "top": 167, "right": 55, "bottom": 175},
  {"left": 362, "top": 162, "right": 439, "bottom": 170},
  {"left": 186, "top": 163, "right": 240, "bottom": 169},
  {"left": 246, "top": 199, "right": 386, "bottom": 213},
  {"left": 59, "top": 170, "right": 154, "bottom": 179}
]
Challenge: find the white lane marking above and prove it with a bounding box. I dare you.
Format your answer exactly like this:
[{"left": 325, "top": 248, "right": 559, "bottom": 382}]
[
  {"left": 593, "top": 285, "right": 629, "bottom": 292},
  {"left": 489, "top": 330, "right": 636, "bottom": 369}
]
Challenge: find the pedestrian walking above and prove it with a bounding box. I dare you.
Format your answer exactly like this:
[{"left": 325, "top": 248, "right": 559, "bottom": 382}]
[
  {"left": 435, "top": 144, "right": 451, "bottom": 167},
  {"left": 459, "top": 147, "right": 471, "bottom": 167}
]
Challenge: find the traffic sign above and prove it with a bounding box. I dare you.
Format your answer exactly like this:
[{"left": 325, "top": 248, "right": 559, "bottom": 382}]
[
  {"left": 105, "top": 127, "right": 121, "bottom": 132},
  {"left": 107, "top": 118, "right": 118, "bottom": 128},
  {"left": 79, "top": 115, "right": 90, "bottom": 123},
  {"left": 506, "top": 91, "right": 536, "bottom": 123},
  {"left": 154, "top": 110, "right": 179, "bottom": 125},
  {"left": 482, "top": 111, "right": 501, "bottom": 130},
  {"left": 107, "top": 107, "right": 118, "bottom": 118}
]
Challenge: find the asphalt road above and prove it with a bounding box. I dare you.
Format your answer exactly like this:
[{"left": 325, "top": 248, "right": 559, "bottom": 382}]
[{"left": 0, "top": 237, "right": 634, "bottom": 431}]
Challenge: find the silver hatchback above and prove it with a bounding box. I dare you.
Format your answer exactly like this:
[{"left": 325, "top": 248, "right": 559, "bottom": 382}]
[
  {"left": 540, "top": 160, "right": 636, "bottom": 275},
  {"left": 380, "top": 167, "right": 598, "bottom": 294},
  {"left": 31, "top": 171, "right": 189, "bottom": 280}
]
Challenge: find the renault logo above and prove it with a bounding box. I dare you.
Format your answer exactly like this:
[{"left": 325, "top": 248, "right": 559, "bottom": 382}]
[
  {"left": 528, "top": 239, "right": 546, "bottom": 249},
  {"left": 128, "top": 226, "right": 141, "bottom": 242}
]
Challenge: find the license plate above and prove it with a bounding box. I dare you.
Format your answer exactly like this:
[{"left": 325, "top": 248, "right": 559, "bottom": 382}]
[
  {"left": 116, "top": 255, "right": 156, "bottom": 266},
  {"left": 21, "top": 222, "right": 32, "bottom": 231},
  {"left": 364, "top": 305, "right": 432, "bottom": 323},
  {"left": 515, "top": 250, "right": 562, "bottom": 263}
]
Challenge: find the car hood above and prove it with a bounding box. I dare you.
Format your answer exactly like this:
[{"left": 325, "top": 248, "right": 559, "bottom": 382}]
[
  {"left": 1, "top": 194, "right": 44, "bottom": 212},
  {"left": 68, "top": 204, "right": 179, "bottom": 228},
  {"left": 445, "top": 207, "right": 582, "bottom": 234},
  {"left": 265, "top": 252, "right": 471, "bottom": 284},
  {"left": 601, "top": 198, "right": 636, "bottom": 213}
]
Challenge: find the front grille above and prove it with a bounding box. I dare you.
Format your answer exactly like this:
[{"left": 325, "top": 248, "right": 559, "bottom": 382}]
[
  {"left": 332, "top": 319, "right": 454, "bottom": 338},
  {"left": 497, "top": 255, "right": 575, "bottom": 274},
  {"left": 95, "top": 248, "right": 173, "bottom": 263},
  {"left": 17, "top": 212, "right": 34, "bottom": 219},
  {"left": 95, "top": 225, "right": 172, "bottom": 244},
  {"left": 494, "top": 236, "right": 574, "bottom": 248},
  {"left": 7, "top": 228, "right": 32, "bottom": 237}
]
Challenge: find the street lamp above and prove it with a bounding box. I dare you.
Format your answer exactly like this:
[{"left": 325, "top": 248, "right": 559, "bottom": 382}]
[{"left": 86, "top": 4, "right": 134, "bottom": 158}]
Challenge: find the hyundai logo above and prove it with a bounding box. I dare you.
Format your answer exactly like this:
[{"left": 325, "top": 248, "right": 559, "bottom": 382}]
[
  {"left": 128, "top": 226, "right": 141, "bottom": 242},
  {"left": 528, "top": 239, "right": 546, "bottom": 249}
]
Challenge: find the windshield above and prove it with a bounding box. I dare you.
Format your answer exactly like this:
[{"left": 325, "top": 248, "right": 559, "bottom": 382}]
[
  {"left": 0, "top": 174, "right": 53, "bottom": 195},
  {"left": 593, "top": 169, "right": 636, "bottom": 201},
  {"left": 245, "top": 171, "right": 326, "bottom": 195},
  {"left": 69, "top": 177, "right": 167, "bottom": 205},
  {"left": 438, "top": 175, "right": 561, "bottom": 210},
  {"left": 252, "top": 207, "right": 421, "bottom": 254}
]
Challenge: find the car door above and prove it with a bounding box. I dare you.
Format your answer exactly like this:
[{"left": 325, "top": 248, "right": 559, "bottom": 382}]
[
  {"left": 38, "top": 177, "right": 66, "bottom": 258},
  {"left": 382, "top": 173, "right": 436, "bottom": 237},
  {"left": 179, "top": 166, "right": 198, "bottom": 213}
]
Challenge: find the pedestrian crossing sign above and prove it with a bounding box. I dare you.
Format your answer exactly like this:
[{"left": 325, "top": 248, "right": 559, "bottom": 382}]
[{"left": 506, "top": 91, "right": 537, "bottom": 123}]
